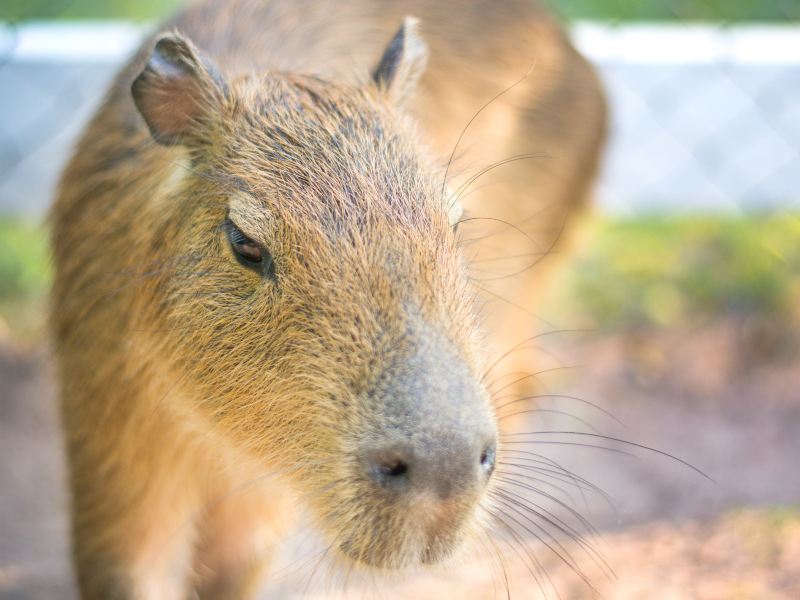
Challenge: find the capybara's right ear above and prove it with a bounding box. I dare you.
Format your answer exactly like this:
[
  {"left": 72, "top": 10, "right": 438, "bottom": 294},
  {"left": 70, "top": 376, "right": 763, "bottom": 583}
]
[
  {"left": 372, "top": 17, "right": 428, "bottom": 105},
  {"left": 132, "top": 33, "right": 227, "bottom": 146}
]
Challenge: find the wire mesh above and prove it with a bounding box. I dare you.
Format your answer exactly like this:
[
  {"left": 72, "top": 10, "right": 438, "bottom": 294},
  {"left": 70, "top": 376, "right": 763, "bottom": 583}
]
[{"left": 1, "top": 3, "right": 798, "bottom": 217}]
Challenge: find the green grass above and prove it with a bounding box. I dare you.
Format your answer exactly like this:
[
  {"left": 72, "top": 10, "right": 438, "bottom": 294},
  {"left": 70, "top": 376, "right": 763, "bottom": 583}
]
[
  {"left": 546, "top": 0, "right": 799, "bottom": 22},
  {"left": 1, "top": 215, "right": 799, "bottom": 340},
  {"left": 2, "top": 0, "right": 797, "bottom": 22},
  {"left": 0, "top": 218, "right": 49, "bottom": 301},
  {"left": 0, "top": 218, "right": 50, "bottom": 342},
  {"left": 546, "top": 214, "right": 800, "bottom": 330},
  {"left": 1, "top": 0, "right": 182, "bottom": 21}
]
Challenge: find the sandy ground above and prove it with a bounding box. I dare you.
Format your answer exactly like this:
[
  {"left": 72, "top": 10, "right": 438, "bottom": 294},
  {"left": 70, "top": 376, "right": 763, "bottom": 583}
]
[{"left": 1, "top": 317, "right": 799, "bottom": 599}]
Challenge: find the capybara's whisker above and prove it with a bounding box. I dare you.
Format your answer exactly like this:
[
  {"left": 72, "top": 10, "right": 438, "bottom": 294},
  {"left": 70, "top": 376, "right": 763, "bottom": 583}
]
[
  {"left": 453, "top": 154, "right": 552, "bottom": 209},
  {"left": 493, "top": 475, "right": 603, "bottom": 545},
  {"left": 496, "top": 408, "right": 600, "bottom": 432},
  {"left": 484, "top": 345, "right": 581, "bottom": 384},
  {"left": 494, "top": 392, "right": 621, "bottom": 425},
  {"left": 473, "top": 215, "right": 572, "bottom": 283},
  {"left": 491, "top": 493, "right": 594, "bottom": 588},
  {"left": 497, "top": 457, "right": 617, "bottom": 513},
  {"left": 502, "top": 431, "right": 713, "bottom": 480},
  {"left": 496, "top": 467, "right": 583, "bottom": 505},
  {"left": 471, "top": 281, "right": 556, "bottom": 326},
  {"left": 491, "top": 512, "right": 556, "bottom": 599},
  {"left": 440, "top": 64, "right": 537, "bottom": 202},
  {"left": 501, "top": 439, "right": 635, "bottom": 458}
]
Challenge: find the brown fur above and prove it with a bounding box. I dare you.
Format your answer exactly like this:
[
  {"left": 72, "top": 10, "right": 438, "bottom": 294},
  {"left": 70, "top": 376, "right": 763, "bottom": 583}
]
[{"left": 50, "top": 1, "right": 606, "bottom": 598}]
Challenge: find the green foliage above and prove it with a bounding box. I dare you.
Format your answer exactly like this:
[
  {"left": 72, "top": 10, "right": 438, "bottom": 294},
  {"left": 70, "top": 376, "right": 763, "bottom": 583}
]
[
  {"left": 0, "top": 218, "right": 49, "bottom": 301},
  {"left": 1, "top": 0, "right": 182, "bottom": 21},
  {"left": 1, "top": 215, "right": 798, "bottom": 339},
  {"left": 549, "top": 215, "right": 800, "bottom": 330},
  {"left": 0, "top": 218, "right": 50, "bottom": 341},
  {"left": 547, "top": 0, "right": 799, "bottom": 22},
  {"left": 1, "top": 0, "right": 797, "bottom": 22}
]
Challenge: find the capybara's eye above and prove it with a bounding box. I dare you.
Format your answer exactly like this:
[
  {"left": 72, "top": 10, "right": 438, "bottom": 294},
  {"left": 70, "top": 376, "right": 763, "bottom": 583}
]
[{"left": 225, "top": 218, "right": 276, "bottom": 279}]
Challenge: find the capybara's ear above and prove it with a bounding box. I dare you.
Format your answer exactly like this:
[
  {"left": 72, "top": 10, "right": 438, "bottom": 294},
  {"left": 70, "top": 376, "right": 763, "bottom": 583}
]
[
  {"left": 132, "top": 32, "right": 227, "bottom": 146},
  {"left": 372, "top": 16, "right": 428, "bottom": 104}
]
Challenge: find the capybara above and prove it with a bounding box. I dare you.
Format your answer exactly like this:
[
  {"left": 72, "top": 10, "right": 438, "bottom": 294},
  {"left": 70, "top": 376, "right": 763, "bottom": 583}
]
[{"left": 50, "top": 0, "right": 606, "bottom": 597}]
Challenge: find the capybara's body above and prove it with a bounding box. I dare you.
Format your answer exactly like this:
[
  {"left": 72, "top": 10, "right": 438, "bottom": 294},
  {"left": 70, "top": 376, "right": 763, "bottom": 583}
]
[{"left": 51, "top": 0, "right": 606, "bottom": 597}]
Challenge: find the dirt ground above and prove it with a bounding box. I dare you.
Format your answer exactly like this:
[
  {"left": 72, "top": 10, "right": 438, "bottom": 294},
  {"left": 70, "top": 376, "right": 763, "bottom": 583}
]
[{"left": 1, "top": 316, "right": 799, "bottom": 599}]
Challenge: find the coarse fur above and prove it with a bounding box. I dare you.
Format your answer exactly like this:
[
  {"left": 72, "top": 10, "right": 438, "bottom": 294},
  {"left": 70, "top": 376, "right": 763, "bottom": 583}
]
[{"left": 50, "top": 0, "right": 607, "bottom": 598}]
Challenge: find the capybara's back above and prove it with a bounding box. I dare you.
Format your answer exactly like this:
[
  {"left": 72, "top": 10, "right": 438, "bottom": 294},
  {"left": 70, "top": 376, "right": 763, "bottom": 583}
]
[{"left": 51, "top": 1, "right": 605, "bottom": 597}]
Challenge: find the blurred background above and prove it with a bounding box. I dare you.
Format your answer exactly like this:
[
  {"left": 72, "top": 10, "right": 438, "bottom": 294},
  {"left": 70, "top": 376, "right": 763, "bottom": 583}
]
[{"left": 1, "top": 1, "right": 799, "bottom": 598}]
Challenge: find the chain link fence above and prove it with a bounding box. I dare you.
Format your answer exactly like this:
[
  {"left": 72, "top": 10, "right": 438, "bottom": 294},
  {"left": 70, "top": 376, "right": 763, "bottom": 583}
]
[{"left": 1, "top": 3, "right": 799, "bottom": 218}]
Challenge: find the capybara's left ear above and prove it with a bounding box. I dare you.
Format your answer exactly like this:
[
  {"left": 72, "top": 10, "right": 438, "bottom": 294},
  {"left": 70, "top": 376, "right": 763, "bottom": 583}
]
[
  {"left": 372, "top": 16, "right": 428, "bottom": 104},
  {"left": 132, "top": 32, "right": 228, "bottom": 146}
]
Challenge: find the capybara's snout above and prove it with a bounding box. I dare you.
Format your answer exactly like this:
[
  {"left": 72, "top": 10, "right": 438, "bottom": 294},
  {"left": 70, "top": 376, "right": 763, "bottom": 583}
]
[
  {"left": 360, "top": 342, "right": 497, "bottom": 502},
  {"left": 362, "top": 430, "right": 496, "bottom": 500},
  {"left": 335, "top": 321, "right": 498, "bottom": 567}
]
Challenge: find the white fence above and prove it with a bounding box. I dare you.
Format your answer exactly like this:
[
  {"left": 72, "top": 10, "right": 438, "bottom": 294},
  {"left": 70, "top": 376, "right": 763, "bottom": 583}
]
[{"left": 1, "top": 22, "right": 799, "bottom": 216}]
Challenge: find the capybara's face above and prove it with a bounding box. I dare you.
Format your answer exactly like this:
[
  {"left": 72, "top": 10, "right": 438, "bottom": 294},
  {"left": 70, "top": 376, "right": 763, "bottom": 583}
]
[{"left": 135, "top": 35, "right": 497, "bottom": 569}]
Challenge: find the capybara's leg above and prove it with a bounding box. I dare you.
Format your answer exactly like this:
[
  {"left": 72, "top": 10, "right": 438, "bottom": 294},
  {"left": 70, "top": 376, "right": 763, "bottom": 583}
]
[
  {"left": 65, "top": 428, "right": 201, "bottom": 599},
  {"left": 192, "top": 479, "right": 295, "bottom": 600}
]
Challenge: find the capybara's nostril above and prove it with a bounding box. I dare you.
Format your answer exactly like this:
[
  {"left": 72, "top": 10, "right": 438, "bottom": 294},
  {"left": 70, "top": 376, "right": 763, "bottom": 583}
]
[
  {"left": 365, "top": 432, "right": 496, "bottom": 499},
  {"left": 367, "top": 450, "right": 412, "bottom": 491},
  {"left": 378, "top": 459, "right": 409, "bottom": 478},
  {"left": 480, "top": 440, "right": 497, "bottom": 478}
]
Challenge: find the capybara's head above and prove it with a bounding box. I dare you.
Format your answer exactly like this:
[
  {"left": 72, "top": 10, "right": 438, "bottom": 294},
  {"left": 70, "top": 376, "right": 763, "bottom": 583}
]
[{"left": 131, "top": 19, "right": 497, "bottom": 569}]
